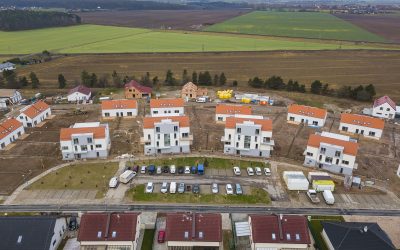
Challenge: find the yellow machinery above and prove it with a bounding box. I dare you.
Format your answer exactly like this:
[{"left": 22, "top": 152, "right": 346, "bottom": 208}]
[{"left": 217, "top": 90, "right": 233, "bottom": 100}]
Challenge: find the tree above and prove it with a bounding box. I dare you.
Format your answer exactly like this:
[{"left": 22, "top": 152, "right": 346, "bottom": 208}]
[
  {"left": 164, "top": 69, "right": 175, "bottom": 85},
  {"left": 232, "top": 80, "right": 238, "bottom": 87},
  {"left": 152, "top": 76, "right": 159, "bottom": 86},
  {"left": 365, "top": 84, "right": 376, "bottom": 99},
  {"left": 213, "top": 74, "right": 219, "bottom": 86},
  {"left": 142, "top": 72, "right": 151, "bottom": 87},
  {"left": 80, "top": 70, "right": 91, "bottom": 87},
  {"left": 192, "top": 71, "right": 198, "bottom": 84},
  {"left": 219, "top": 72, "right": 227, "bottom": 86},
  {"left": 198, "top": 71, "right": 212, "bottom": 85},
  {"left": 182, "top": 69, "right": 190, "bottom": 84},
  {"left": 321, "top": 83, "right": 330, "bottom": 95},
  {"left": 299, "top": 84, "right": 306, "bottom": 93},
  {"left": 98, "top": 74, "right": 110, "bottom": 88},
  {"left": 265, "top": 76, "right": 285, "bottom": 90},
  {"left": 248, "top": 77, "right": 264, "bottom": 88},
  {"left": 90, "top": 73, "right": 98, "bottom": 87},
  {"left": 19, "top": 76, "right": 28, "bottom": 87},
  {"left": 3, "top": 70, "right": 18, "bottom": 89},
  {"left": 351, "top": 85, "right": 364, "bottom": 99},
  {"left": 112, "top": 70, "right": 122, "bottom": 88},
  {"left": 310, "top": 80, "right": 323, "bottom": 94},
  {"left": 286, "top": 79, "right": 294, "bottom": 92},
  {"left": 29, "top": 72, "right": 40, "bottom": 89},
  {"left": 58, "top": 74, "right": 66, "bottom": 89},
  {"left": 356, "top": 89, "right": 372, "bottom": 102}
]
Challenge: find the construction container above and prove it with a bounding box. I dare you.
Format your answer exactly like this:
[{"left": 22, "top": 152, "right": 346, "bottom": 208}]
[
  {"left": 307, "top": 171, "right": 330, "bottom": 182},
  {"left": 312, "top": 179, "right": 335, "bottom": 192},
  {"left": 283, "top": 171, "right": 309, "bottom": 191}
]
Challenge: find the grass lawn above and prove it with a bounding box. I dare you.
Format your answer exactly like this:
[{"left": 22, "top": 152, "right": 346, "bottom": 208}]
[
  {"left": 205, "top": 11, "right": 386, "bottom": 43},
  {"left": 308, "top": 215, "right": 345, "bottom": 250},
  {"left": 141, "top": 229, "right": 155, "bottom": 250},
  {"left": 126, "top": 184, "right": 271, "bottom": 204},
  {"left": 0, "top": 24, "right": 389, "bottom": 54},
  {"left": 28, "top": 162, "right": 119, "bottom": 198}
]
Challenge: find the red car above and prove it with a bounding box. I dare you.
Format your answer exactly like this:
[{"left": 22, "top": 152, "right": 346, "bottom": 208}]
[{"left": 158, "top": 230, "right": 166, "bottom": 243}]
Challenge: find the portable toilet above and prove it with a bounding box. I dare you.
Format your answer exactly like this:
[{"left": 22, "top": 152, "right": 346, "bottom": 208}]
[{"left": 197, "top": 164, "right": 204, "bottom": 175}]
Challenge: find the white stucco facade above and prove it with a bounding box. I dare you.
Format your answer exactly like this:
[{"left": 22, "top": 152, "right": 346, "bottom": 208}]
[
  {"left": 339, "top": 122, "right": 383, "bottom": 139},
  {"left": 287, "top": 113, "right": 326, "bottom": 127},
  {"left": 67, "top": 92, "right": 91, "bottom": 102},
  {"left": 151, "top": 106, "right": 184, "bottom": 117},
  {"left": 17, "top": 106, "right": 51, "bottom": 128},
  {"left": 102, "top": 108, "right": 137, "bottom": 118},
  {"left": 372, "top": 102, "right": 396, "bottom": 119}
]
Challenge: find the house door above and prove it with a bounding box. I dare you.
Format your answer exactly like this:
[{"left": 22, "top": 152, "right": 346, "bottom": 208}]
[
  {"left": 120, "top": 112, "right": 123, "bottom": 117},
  {"left": 76, "top": 154, "right": 81, "bottom": 159},
  {"left": 96, "top": 152, "right": 100, "bottom": 157},
  {"left": 360, "top": 130, "right": 364, "bottom": 135},
  {"left": 355, "top": 129, "right": 359, "bottom": 134},
  {"left": 340, "top": 168, "right": 343, "bottom": 174}
]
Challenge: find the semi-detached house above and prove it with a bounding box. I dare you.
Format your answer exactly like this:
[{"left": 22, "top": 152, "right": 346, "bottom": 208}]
[
  {"left": 0, "top": 118, "right": 25, "bottom": 150},
  {"left": 215, "top": 104, "right": 252, "bottom": 122},
  {"left": 339, "top": 113, "right": 384, "bottom": 140},
  {"left": 150, "top": 98, "right": 185, "bottom": 117},
  {"left": 17, "top": 100, "right": 51, "bottom": 127},
  {"left": 287, "top": 104, "right": 327, "bottom": 127},
  {"left": 101, "top": 99, "right": 137, "bottom": 118},
  {"left": 60, "top": 122, "right": 110, "bottom": 160}
]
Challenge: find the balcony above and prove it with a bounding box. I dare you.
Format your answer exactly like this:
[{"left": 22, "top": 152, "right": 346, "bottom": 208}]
[
  {"left": 261, "top": 139, "right": 275, "bottom": 146},
  {"left": 180, "top": 134, "right": 193, "bottom": 141},
  {"left": 140, "top": 137, "right": 150, "bottom": 144},
  {"left": 221, "top": 136, "right": 231, "bottom": 142}
]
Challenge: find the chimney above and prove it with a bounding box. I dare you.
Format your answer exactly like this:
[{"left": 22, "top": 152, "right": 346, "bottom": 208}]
[
  {"left": 278, "top": 214, "right": 284, "bottom": 240},
  {"left": 105, "top": 213, "right": 112, "bottom": 238},
  {"left": 192, "top": 213, "right": 196, "bottom": 239}
]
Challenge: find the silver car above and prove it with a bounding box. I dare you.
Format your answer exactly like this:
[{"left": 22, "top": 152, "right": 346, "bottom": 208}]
[
  {"left": 178, "top": 183, "right": 185, "bottom": 193},
  {"left": 211, "top": 183, "right": 219, "bottom": 194}
]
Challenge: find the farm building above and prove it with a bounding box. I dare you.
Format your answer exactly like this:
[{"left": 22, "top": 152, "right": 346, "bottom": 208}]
[
  {"left": 215, "top": 104, "right": 252, "bottom": 122},
  {"left": 181, "top": 82, "right": 208, "bottom": 99},
  {"left": 304, "top": 132, "right": 358, "bottom": 175},
  {"left": 17, "top": 100, "right": 51, "bottom": 127},
  {"left": 141, "top": 116, "right": 192, "bottom": 155},
  {"left": 0, "top": 62, "right": 16, "bottom": 72},
  {"left": 165, "top": 213, "right": 222, "bottom": 250},
  {"left": 248, "top": 214, "right": 311, "bottom": 250},
  {"left": 67, "top": 85, "right": 91, "bottom": 103},
  {"left": 222, "top": 116, "right": 274, "bottom": 158},
  {"left": 287, "top": 104, "right": 327, "bottom": 127},
  {"left": 339, "top": 113, "right": 384, "bottom": 140},
  {"left": 124, "top": 80, "right": 152, "bottom": 99},
  {"left": 150, "top": 98, "right": 185, "bottom": 117},
  {"left": 60, "top": 122, "right": 110, "bottom": 160},
  {"left": 101, "top": 99, "right": 137, "bottom": 118},
  {"left": 78, "top": 213, "right": 141, "bottom": 250},
  {"left": 283, "top": 171, "right": 309, "bottom": 191},
  {"left": 372, "top": 96, "right": 396, "bottom": 120},
  {"left": 0, "top": 118, "right": 25, "bottom": 150}
]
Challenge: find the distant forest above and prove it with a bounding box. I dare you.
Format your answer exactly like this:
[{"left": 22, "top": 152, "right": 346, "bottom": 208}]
[{"left": 0, "top": 10, "right": 81, "bottom": 31}]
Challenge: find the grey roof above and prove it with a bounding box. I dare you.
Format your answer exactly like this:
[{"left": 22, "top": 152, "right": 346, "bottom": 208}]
[
  {"left": 0, "top": 216, "right": 58, "bottom": 250},
  {"left": 0, "top": 62, "right": 15, "bottom": 70},
  {"left": 0, "top": 89, "right": 19, "bottom": 98},
  {"left": 322, "top": 221, "right": 395, "bottom": 250}
]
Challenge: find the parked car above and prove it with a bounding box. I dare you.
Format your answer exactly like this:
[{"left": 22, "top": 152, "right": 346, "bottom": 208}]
[
  {"left": 307, "top": 189, "right": 320, "bottom": 204},
  {"left": 264, "top": 167, "right": 271, "bottom": 176},
  {"left": 170, "top": 182, "right": 177, "bottom": 194},
  {"left": 192, "top": 184, "right": 200, "bottom": 194},
  {"left": 148, "top": 165, "right": 156, "bottom": 175},
  {"left": 145, "top": 182, "right": 154, "bottom": 193},
  {"left": 186, "top": 185, "right": 192, "bottom": 192},
  {"left": 68, "top": 217, "right": 78, "bottom": 231},
  {"left": 157, "top": 166, "right": 162, "bottom": 174},
  {"left": 247, "top": 167, "right": 254, "bottom": 176},
  {"left": 191, "top": 166, "right": 197, "bottom": 174},
  {"left": 184, "top": 166, "right": 191, "bottom": 174},
  {"left": 160, "top": 182, "right": 169, "bottom": 194},
  {"left": 233, "top": 166, "right": 241, "bottom": 176},
  {"left": 178, "top": 183, "right": 185, "bottom": 193},
  {"left": 108, "top": 177, "right": 118, "bottom": 188},
  {"left": 170, "top": 165, "right": 176, "bottom": 174},
  {"left": 235, "top": 183, "right": 243, "bottom": 195},
  {"left": 211, "top": 183, "right": 219, "bottom": 194},
  {"left": 178, "top": 166, "right": 185, "bottom": 174},
  {"left": 162, "top": 165, "right": 169, "bottom": 173},
  {"left": 226, "top": 184, "right": 234, "bottom": 195},
  {"left": 255, "top": 167, "right": 262, "bottom": 176},
  {"left": 158, "top": 230, "right": 166, "bottom": 243},
  {"left": 132, "top": 165, "right": 139, "bottom": 173},
  {"left": 140, "top": 165, "right": 147, "bottom": 174}
]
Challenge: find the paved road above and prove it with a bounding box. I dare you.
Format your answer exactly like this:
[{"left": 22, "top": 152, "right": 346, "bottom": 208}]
[{"left": 1, "top": 204, "right": 399, "bottom": 216}]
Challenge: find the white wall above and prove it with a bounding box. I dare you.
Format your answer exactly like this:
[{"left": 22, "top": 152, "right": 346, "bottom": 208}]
[
  {"left": 287, "top": 113, "right": 326, "bottom": 127},
  {"left": 151, "top": 107, "right": 184, "bottom": 117},
  {"left": 102, "top": 108, "right": 137, "bottom": 118},
  {"left": 17, "top": 107, "right": 51, "bottom": 127},
  {"left": 339, "top": 122, "right": 382, "bottom": 139},
  {"left": 0, "top": 125, "right": 25, "bottom": 149},
  {"left": 372, "top": 103, "right": 396, "bottom": 119},
  {"left": 49, "top": 218, "right": 67, "bottom": 250},
  {"left": 68, "top": 92, "right": 91, "bottom": 102}
]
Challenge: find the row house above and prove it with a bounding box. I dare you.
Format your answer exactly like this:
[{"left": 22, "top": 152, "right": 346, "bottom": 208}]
[
  {"left": 221, "top": 116, "right": 274, "bottom": 158},
  {"left": 17, "top": 100, "right": 51, "bottom": 127},
  {"left": 287, "top": 104, "right": 327, "bottom": 127},
  {"left": 101, "top": 99, "right": 137, "bottom": 118},
  {"left": 339, "top": 113, "right": 384, "bottom": 140},
  {"left": 181, "top": 82, "right": 208, "bottom": 99},
  {"left": 141, "top": 116, "right": 192, "bottom": 155},
  {"left": 150, "top": 98, "right": 185, "bottom": 117},
  {"left": 215, "top": 104, "right": 252, "bottom": 122},
  {"left": 124, "top": 80, "right": 152, "bottom": 99},
  {"left": 60, "top": 122, "right": 110, "bottom": 160},
  {"left": 304, "top": 132, "right": 358, "bottom": 175},
  {"left": 372, "top": 95, "right": 396, "bottom": 119},
  {"left": 0, "top": 118, "right": 25, "bottom": 150}
]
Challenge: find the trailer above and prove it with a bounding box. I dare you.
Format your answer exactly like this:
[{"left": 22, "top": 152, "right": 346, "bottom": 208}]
[
  {"left": 312, "top": 180, "right": 335, "bottom": 192},
  {"left": 323, "top": 190, "right": 335, "bottom": 205},
  {"left": 283, "top": 171, "right": 309, "bottom": 191},
  {"left": 119, "top": 170, "right": 136, "bottom": 184}
]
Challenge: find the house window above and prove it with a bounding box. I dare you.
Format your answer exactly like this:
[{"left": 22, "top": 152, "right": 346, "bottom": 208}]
[
  {"left": 73, "top": 138, "right": 79, "bottom": 144},
  {"left": 127, "top": 112, "right": 132, "bottom": 116},
  {"left": 312, "top": 121, "right": 318, "bottom": 126},
  {"left": 325, "top": 157, "right": 333, "bottom": 163},
  {"left": 96, "top": 144, "right": 102, "bottom": 148},
  {"left": 320, "top": 147, "right": 326, "bottom": 153},
  {"left": 289, "top": 116, "right": 295, "bottom": 121},
  {"left": 369, "top": 131, "right": 376, "bottom": 136},
  {"left": 254, "top": 136, "right": 257, "bottom": 142},
  {"left": 237, "top": 128, "right": 241, "bottom": 133},
  {"left": 380, "top": 107, "right": 383, "bottom": 110},
  {"left": 228, "top": 134, "right": 231, "bottom": 140},
  {"left": 255, "top": 144, "right": 258, "bottom": 149},
  {"left": 306, "top": 152, "right": 313, "bottom": 156},
  {"left": 174, "top": 110, "right": 179, "bottom": 113},
  {"left": 387, "top": 108, "right": 390, "bottom": 111},
  {"left": 91, "top": 145, "right": 93, "bottom": 150},
  {"left": 156, "top": 141, "right": 159, "bottom": 147},
  {"left": 182, "top": 133, "right": 188, "bottom": 138},
  {"left": 52, "top": 240, "right": 56, "bottom": 246},
  {"left": 145, "top": 142, "right": 151, "bottom": 145},
  {"left": 236, "top": 142, "right": 239, "bottom": 147},
  {"left": 153, "top": 111, "right": 158, "bottom": 114},
  {"left": 157, "top": 134, "right": 160, "bottom": 140},
  {"left": 175, "top": 140, "right": 178, "bottom": 146},
  {"left": 147, "top": 134, "right": 151, "bottom": 140},
  {"left": 335, "top": 151, "right": 341, "bottom": 157},
  {"left": 164, "top": 134, "right": 170, "bottom": 146},
  {"left": 341, "top": 126, "right": 348, "bottom": 132},
  {"left": 174, "top": 133, "right": 177, "bottom": 139},
  {"left": 81, "top": 145, "right": 87, "bottom": 151},
  {"left": 255, "top": 129, "right": 260, "bottom": 135},
  {"left": 238, "top": 135, "right": 241, "bottom": 140},
  {"left": 105, "top": 112, "right": 110, "bottom": 117},
  {"left": 244, "top": 136, "right": 251, "bottom": 149},
  {"left": 62, "top": 146, "right": 68, "bottom": 150},
  {"left": 217, "top": 117, "right": 223, "bottom": 121},
  {"left": 156, "top": 127, "right": 160, "bottom": 132},
  {"left": 263, "top": 137, "right": 270, "bottom": 143},
  {"left": 174, "top": 126, "right": 178, "bottom": 132},
  {"left": 342, "top": 160, "right": 349, "bottom": 165},
  {"left": 87, "top": 138, "right": 93, "bottom": 143}
]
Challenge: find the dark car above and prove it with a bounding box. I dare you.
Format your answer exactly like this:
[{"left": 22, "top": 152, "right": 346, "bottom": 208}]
[
  {"left": 158, "top": 230, "right": 166, "bottom": 243},
  {"left": 132, "top": 165, "right": 139, "bottom": 173},
  {"left": 162, "top": 165, "right": 169, "bottom": 173},
  {"left": 148, "top": 165, "right": 156, "bottom": 175},
  {"left": 68, "top": 217, "right": 78, "bottom": 231},
  {"left": 178, "top": 166, "right": 185, "bottom": 174},
  {"left": 190, "top": 166, "right": 197, "bottom": 174},
  {"left": 192, "top": 184, "right": 200, "bottom": 194}
]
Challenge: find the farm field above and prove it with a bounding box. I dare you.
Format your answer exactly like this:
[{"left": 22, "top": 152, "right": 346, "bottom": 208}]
[
  {"left": 16, "top": 50, "right": 400, "bottom": 100},
  {"left": 78, "top": 10, "right": 250, "bottom": 30},
  {"left": 0, "top": 24, "right": 391, "bottom": 55},
  {"left": 205, "top": 11, "right": 387, "bottom": 43}
]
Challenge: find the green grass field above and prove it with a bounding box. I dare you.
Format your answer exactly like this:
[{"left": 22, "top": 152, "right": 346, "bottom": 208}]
[
  {"left": 0, "top": 24, "right": 389, "bottom": 54},
  {"left": 205, "top": 11, "right": 386, "bottom": 42}
]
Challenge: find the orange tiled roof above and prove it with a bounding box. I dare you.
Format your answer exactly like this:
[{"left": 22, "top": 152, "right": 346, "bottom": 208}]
[
  {"left": 150, "top": 98, "right": 184, "bottom": 108},
  {"left": 340, "top": 113, "right": 384, "bottom": 130},
  {"left": 0, "top": 118, "right": 23, "bottom": 140},
  {"left": 60, "top": 127, "right": 106, "bottom": 141},
  {"left": 307, "top": 134, "right": 358, "bottom": 156},
  {"left": 22, "top": 100, "right": 50, "bottom": 119},
  {"left": 143, "top": 116, "right": 189, "bottom": 129},
  {"left": 225, "top": 117, "right": 272, "bottom": 131},
  {"left": 101, "top": 99, "right": 137, "bottom": 110},
  {"left": 288, "top": 104, "right": 327, "bottom": 119},
  {"left": 216, "top": 104, "right": 251, "bottom": 115}
]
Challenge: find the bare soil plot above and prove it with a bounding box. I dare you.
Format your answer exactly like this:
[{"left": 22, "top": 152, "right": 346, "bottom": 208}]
[
  {"left": 335, "top": 14, "right": 400, "bottom": 43},
  {"left": 78, "top": 10, "right": 249, "bottom": 30}
]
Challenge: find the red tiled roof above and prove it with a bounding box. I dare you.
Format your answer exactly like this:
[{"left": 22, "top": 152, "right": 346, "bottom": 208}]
[
  {"left": 250, "top": 215, "right": 311, "bottom": 245},
  {"left": 340, "top": 113, "right": 384, "bottom": 130},
  {"left": 307, "top": 133, "right": 358, "bottom": 156},
  {"left": 60, "top": 126, "right": 106, "bottom": 141},
  {"left": 77, "top": 213, "right": 139, "bottom": 242},
  {"left": 225, "top": 117, "right": 272, "bottom": 131},
  {"left": 125, "top": 80, "right": 152, "bottom": 94},
  {"left": 101, "top": 99, "right": 137, "bottom": 110},
  {"left": 143, "top": 116, "right": 189, "bottom": 129},
  {"left": 68, "top": 85, "right": 91, "bottom": 96},
  {"left": 0, "top": 118, "right": 23, "bottom": 140},
  {"left": 165, "top": 213, "right": 222, "bottom": 242},
  {"left": 288, "top": 104, "right": 327, "bottom": 119},
  {"left": 216, "top": 104, "right": 251, "bottom": 115},
  {"left": 22, "top": 100, "right": 50, "bottom": 119},
  {"left": 373, "top": 96, "right": 396, "bottom": 110},
  {"left": 150, "top": 98, "right": 184, "bottom": 108}
]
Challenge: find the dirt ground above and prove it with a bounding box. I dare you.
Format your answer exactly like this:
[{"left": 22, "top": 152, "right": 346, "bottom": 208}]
[
  {"left": 15, "top": 50, "right": 400, "bottom": 101},
  {"left": 335, "top": 14, "right": 400, "bottom": 43},
  {"left": 78, "top": 10, "right": 249, "bottom": 30}
]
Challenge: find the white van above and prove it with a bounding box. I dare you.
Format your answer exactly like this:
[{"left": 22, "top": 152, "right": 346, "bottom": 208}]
[
  {"left": 170, "top": 165, "right": 176, "bottom": 174},
  {"left": 119, "top": 170, "right": 136, "bottom": 184},
  {"left": 170, "top": 182, "right": 177, "bottom": 194},
  {"left": 323, "top": 190, "right": 335, "bottom": 205},
  {"left": 109, "top": 177, "right": 118, "bottom": 188}
]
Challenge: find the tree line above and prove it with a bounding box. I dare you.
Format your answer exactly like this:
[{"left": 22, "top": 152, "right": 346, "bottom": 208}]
[{"left": 0, "top": 70, "right": 40, "bottom": 89}]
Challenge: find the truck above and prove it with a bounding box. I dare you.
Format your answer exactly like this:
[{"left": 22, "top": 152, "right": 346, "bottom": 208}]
[
  {"left": 323, "top": 190, "right": 335, "bottom": 205},
  {"left": 170, "top": 182, "right": 177, "bottom": 194},
  {"left": 197, "top": 164, "right": 204, "bottom": 175},
  {"left": 119, "top": 170, "right": 136, "bottom": 184},
  {"left": 306, "top": 189, "right": 320, "bottom": 204}
]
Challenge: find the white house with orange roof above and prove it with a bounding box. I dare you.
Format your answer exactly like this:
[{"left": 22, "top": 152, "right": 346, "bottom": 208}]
[
  {"left": 101, "top": 99, "right": 137, "bottom": 118},
  {"left": 287, "top": 104, "right": 327, "bottom": 127},
  {"left": 60, "top": 122, "right": 110, "bottom": 160},
  {"left": 0, "top": 118, "right": 25, "bottom": 150},
  {"left": 215, "top": 104, "right": 252, "bottom": 122},
  {"left": 17, "top": 100, "right": 51, "bottom": 127},
  {"left": 150, "top": 98, "right": 185, "bottom": 117},
  {"left": 339, "top": 113, "right": 384, "bottom": 140},
  {"left": 304, "top": 132, "right": 358, "bottom": 175},
  {"left": 372, "top": 96, "right": 396, "bottom": 120},
  {"left": 141, "top": 116, "right": 192, "bottom": 155},
  {"left": 221, "top": 116, "right": 274, "bottom": 157}
]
